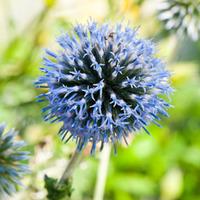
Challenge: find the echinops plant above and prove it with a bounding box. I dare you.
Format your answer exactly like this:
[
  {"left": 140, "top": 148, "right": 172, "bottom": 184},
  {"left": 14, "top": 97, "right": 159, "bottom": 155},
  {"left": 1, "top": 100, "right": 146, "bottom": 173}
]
[
  {"left": 36, "top": 21, "right": 173, "bottom": 153},
  {"left": 0, "top": 123, "right": 29, "bottom": 196},
  {"left": 158, "top": 0, "right": 200, "bottom": 41}
]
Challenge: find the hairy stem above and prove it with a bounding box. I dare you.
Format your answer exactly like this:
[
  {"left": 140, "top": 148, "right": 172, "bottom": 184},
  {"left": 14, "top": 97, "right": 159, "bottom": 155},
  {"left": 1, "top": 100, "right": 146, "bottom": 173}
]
[{"left": 94, "top": 144, "right": 111, "bottom": 200}]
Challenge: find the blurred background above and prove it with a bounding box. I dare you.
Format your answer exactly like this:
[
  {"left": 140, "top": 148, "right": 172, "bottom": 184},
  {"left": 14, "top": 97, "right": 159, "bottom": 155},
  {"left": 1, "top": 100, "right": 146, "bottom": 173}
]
[{"left": 0, "top": 0, "right": 200, "bottom": 199}]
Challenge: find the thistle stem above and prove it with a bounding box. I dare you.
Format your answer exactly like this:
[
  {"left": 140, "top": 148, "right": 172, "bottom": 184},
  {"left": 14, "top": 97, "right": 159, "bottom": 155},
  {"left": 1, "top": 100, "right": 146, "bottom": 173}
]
[
  {"left": 59, "top": 151, "right": 81, "bottom": 184},
  {"left": 94, "top": 144, "right": 111, "bottom": 200}
]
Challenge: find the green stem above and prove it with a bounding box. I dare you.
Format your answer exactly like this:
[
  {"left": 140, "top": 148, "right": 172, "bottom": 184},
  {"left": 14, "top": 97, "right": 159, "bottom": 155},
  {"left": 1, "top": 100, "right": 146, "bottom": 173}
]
[
  {"left": 59, "top": 151, "right": 81, "bottom": 184},
  {"left": 94, "top": 144, "right": 111, "bottom": 200}
]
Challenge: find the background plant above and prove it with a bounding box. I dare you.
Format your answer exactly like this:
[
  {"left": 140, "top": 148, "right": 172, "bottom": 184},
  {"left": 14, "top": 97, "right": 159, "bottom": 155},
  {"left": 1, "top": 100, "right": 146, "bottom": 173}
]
[{"left": 0, "top": 123, "right": 29, "bottom": 198}]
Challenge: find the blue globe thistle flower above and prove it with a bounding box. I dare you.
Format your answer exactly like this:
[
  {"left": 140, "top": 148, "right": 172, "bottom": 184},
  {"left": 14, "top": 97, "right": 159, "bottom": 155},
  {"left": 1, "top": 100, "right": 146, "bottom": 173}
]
[
  {"left": 36, "top": 21, "right": 172, "bottom": 153},
  {"left": 158, "top": 0, "right": 200, "bottom": 41},
  {"left": 0, "top": 123, "right": 29, "bottom": 196}
]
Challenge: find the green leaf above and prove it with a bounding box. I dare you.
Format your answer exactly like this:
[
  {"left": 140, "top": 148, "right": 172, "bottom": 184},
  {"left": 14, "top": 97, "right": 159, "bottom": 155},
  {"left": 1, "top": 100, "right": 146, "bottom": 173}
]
[{"left": 44, "top": 174, "right": 73, "bottom": 200}]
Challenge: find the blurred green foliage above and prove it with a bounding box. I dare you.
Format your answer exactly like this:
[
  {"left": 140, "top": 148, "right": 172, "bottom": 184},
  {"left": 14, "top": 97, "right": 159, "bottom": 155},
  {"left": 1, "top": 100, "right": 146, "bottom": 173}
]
[{"left": 0, "top": 0, "right": 200, "bottom": 200}]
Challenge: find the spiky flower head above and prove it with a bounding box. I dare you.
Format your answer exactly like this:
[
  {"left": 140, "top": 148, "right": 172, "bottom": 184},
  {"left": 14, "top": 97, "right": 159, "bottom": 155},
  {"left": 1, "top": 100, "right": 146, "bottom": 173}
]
[
  {"left": 0, "top": 123, "right": 29, "bottom": 196},
  {"left": 158, "top": 0, "right": 200, "bottom": 41},
  {"left": 36, "top": 21, "right": 172, "bottom": 153}
]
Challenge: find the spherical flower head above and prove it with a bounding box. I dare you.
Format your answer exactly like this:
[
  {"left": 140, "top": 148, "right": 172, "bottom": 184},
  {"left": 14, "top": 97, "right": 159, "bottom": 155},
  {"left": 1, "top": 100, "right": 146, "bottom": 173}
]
[
  {"left": 36, "top": 21, "right": 173, "bottom": 153},
  {"left": 158, "top": 0, "right": 200, "bottom": 41},
  {"left": 0, "top": 123, "right": 29, "bottom": 196}
]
